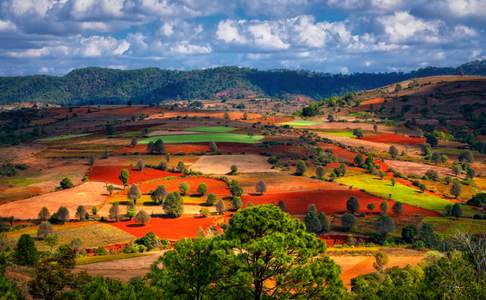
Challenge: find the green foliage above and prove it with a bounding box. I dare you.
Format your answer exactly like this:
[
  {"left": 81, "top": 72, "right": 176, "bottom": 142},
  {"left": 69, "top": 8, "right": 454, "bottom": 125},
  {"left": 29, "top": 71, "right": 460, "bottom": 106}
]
[
  {"left": 375, "top": 215, "right": 395, "bottom": 238},
  {"left": 229, "top": 180, "right": 243, "bottom": 197},
  {"left": 197, "top": 183, "right": 208, "bottom": 196},
  {"left": 341, "top": 213, "right": 357, "bottom": 231},
  {"left": 128, "top": 185, "right": 141, "bottom": 202},
  {"left": 206, "top": 193, "right": 217, "bottom": 206},
  {"left": 59, "top": 177, "right": 74, "bottom": 189},
  {"left": 15, "top": 234, "right": 39, "bottom": 266},
  {"left": 255, "top": 180, "right": 267, "bottom": 195},
  {"left": 451, "top": 179, "right": 462, "bottom": 198},
  {"left": 135, "top": 232, "right": 160, "bottom": 250},
  {"left": 179, "top": 182, "right": 189, "bottom": 195},
  {"left": 352, "top": 128, "right": 364, "bottom": 138},
  {"left": 401, "top": 225, "right": 417, "bottom": 243},
  {"left": 163, "top": 192, "right": 184, "bottom": 217},
  {"left": 215, "top": 199, "right": 225, "bottom": 215},
  {"left": 319, "top": 212, "right": 330, "bottom": 233},
  {"left": 295, "top": 160, "right": 307, "bottom": 176},
  {"left": 134, "top": 210, "right": 151, "bottom": 226},
  {"left": 231, "top": 196, "right": 242, "bottom": 211},
  {"left": 150, "top": 185, "right": 167, "bottom": 204},
  {"left": 467, "top": 193, "right": 486, "bottom": 207},
  {"left": 304, "top": 204, "right": 322, "bottom": 233},
  {"left": 388, "top": 145, "right": 399, "bottom": 158},
  {"left": 346, "top": 196, "right": 360, "bottom": 214},
  {"left": 119, "top": 169, "right": 129, "bottom": 187}
]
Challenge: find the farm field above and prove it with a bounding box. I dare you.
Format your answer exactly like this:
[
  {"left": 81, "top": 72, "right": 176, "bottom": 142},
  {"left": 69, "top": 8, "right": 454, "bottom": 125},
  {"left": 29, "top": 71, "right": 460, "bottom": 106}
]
[
  {"left": 280, "top": 119, "right": 323, "bottom": 126},
  {"left": 139, "top": 133, "right": 263, "bottom": 144},
  {"left": 190, "top": 154, "right": 278, "bottom": 174}
]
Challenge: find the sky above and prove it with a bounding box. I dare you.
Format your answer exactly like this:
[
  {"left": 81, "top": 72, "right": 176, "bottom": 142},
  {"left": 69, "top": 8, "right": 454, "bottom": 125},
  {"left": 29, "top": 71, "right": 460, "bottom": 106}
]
[{"left": 0, "top": 0, "right": 485, "bottom": 76}]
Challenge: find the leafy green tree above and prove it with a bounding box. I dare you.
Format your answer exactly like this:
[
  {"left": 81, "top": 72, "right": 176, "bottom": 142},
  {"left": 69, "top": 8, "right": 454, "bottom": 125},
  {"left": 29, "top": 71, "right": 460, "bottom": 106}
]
[
  {"left": 295, "top": 160, "right": 307, "bottom": 176},
  {"left": 119, "top": 169, "right": 129, "bottom": 187},
  {"left": 375, "top": 215, "right": 395, "bottom": 238},
  {"left": 451, "top": 179, "right": 461, "bottom": 198},
  {"left": 56, "top": 206, "right": 69, "bottom": 223},
  {"left": 59, "top": 177, "right": 74, "bottom": 189},
  {"left": 106, "top": 184, "right": 115, "bottom": 196},
  {"left": 353, "top": 128, "right": 364, "bottom": 138},
  {"left": 223, "top": 205, "right": 346, "bottom": 299},
  {"left": 37, "top": 221, "right": 53, "bottom": 239},
  {"left": 210, "top": 142, "right": 218, "bottom": 153},
  {"left": 354, "top": 154, "right": 364, "bottom": 167},
  {"left": 304, "top": 204, "right": 322, "bottom": 233},
  {"left": 215, "top": 200, "right": 225, "bottom": 215},
  {"left": 75, "top": 205, "right": 87, "bottom": 221},
  {"left": 176, "top": 161, "right": 186, "bottom": 173},
  {"left": 153, "top": 139, "right": 165, "bottom": 154},
  {"left": 197, "top": 183, "right": 208, "bottom": 196},
  {"left": 135, "top": 159, "right": 144, "bottom": 171},
  {"left": 28, "top": 261, "right": 72, "bottom": 299},
  {"left": 255, "top": 180, "right": 267, "bottom": 195},
  {"left": 38, "top": 207, "right": 50, "bottom": 221},
  {"left": 179, "top": 182, "right": 189, "bottom": 195},
  {"left": 341, "top": 213, "right": 357, "bottom": 232},
  {"left": 134, "top": 210, "right": 151, "bottom": 226},
  {"left": 278, "top": 200, "right": 287, "bottom": 212},
  {"left": 44, "top": 234, "right": 59, "bottom": 253},
  {"left": 401, "top": 225, "right": 417, "bottom": 243},
  {"left": 392, "top": 201, "right": 403, "bottom": 216},
  {"left": 315, "top": 166, "right": 325, "bottom": 180},
  {"left": 373, "top": 252, "right": 388, "bottom": 272},
  {"left": 128, "top": 184, "right": 141, "bottom": 203},
  {"left": 206, "top": 193, "right": 216, "bottom": 206},
  {"left": 231, "top": 196, "right": 242, "bottom": 211},
  {"left": 319, "top": 212, "right": 330, "bottom": 233},
  {"left": 388, "top": 145, "right": 399, "bottom": 158},
  {"left": 425, "top": 134, "right": 438, "bottom": 147},
  {"left": 15, "top": 234, "right": 39, "bottom": 266},
  {"left": 150, "top": 185, "right": 167, "bottom": 204},
  {"left": 163, "top": 192, "right": 184, "bottom": 217},
  {"left": 458, "top": 150, "right": 474, "bottom": 163},
  {"left": 451, "top": 203, "right": 463, "bottom": 218},
  {"left": 109, "top": 202, "right": 120, "bottom": 221},
  {"left": 346, "top": 196, "right": 360, "bottom": 214},
  {"left": 229, "top": 180, "right": 243, "bottom": 197},
  {"left": 229, "top": 164, "right": 238, "bottom": 175},
  {"left": 452, "top": 160, "right": 462, "bottom": 176}
]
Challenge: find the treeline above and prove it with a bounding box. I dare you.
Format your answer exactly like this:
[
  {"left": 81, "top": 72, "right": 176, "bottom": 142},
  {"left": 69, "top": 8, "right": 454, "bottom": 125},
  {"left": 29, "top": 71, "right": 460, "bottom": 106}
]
[{"left": 0, "top": 60, "right": 485, "bottom": 104}]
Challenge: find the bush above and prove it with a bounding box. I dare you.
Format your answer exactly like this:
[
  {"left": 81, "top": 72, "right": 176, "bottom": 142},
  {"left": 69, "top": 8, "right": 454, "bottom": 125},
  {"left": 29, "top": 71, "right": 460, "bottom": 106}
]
[
  {"left": 15, "top": 234, "right": 39, "bottom": 266},
  {"left": 134, "top": 210, "right": 151, "bottom": 225},
  {"left": 95, "top": 246, "right": 108, "bottom": 256},
  {"left": 59, "top": 177, "right": 74, "bottom": 189},
  {"left": 295, "top": 160, "right": 307, "bottom": 176},
  {"left": 467, "top": 193, "right": 486, "bottom": 207},
  {"left": 215, "top": 199, "right": 225, "bottom": 215},
  {"left": 425, "top": 170, "right": 439, "bottom": 181},
  {"left": 197, "top": 183, "right": 208, "bottom": 196},
  {"left": 231, "top": 196, "right": 242, "bottom": 211},
  {"left": 135, "top": 232, "right": 160, "bottom": 250},
  {"left": 206, "top": 193, "right": 217, "bottom": 206},
  {"left": 179, "top": 182, "right": 189, "bottom": 195},
  {"left": 341, "top": 213, "right": 357, "bottom": 231}
]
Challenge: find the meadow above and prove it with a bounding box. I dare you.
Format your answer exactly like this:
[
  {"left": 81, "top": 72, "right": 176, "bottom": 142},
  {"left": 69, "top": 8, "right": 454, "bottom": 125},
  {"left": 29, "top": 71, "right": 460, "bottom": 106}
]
[{"left": 139, "top": 133, "right": 263, "bottom": 144}]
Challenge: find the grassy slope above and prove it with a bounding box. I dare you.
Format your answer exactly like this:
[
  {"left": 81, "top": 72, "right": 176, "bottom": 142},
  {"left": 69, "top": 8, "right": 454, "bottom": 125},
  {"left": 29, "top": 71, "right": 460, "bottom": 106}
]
[
  {"left": 319, "top": 130, "right": 356, "bottom": 138},
  {"left": 185, "top": 126, "right": 237, "bottom": 132},
  {"left": 36, "top": 133, "right": 92, "bottom": 142},
  {"left": 336, "top": 173, "right": 455, "bottom": 213},
  {"left": 280, "top": 120, "right": 323, "bottom": 126},
  {"left": 423, "top": 217, "right": 486, "bottom": 236},
  {"left": 76, "top": 253, "right": 149, "bottom": 265},
  {"left": 139, "top": 133, "right": 263, "bottom": 144}
]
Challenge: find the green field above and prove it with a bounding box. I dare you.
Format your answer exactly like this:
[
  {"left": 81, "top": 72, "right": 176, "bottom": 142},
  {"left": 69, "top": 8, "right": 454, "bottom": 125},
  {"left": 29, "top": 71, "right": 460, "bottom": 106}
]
[
  {"left": 36, "top": 133, "right": 92, "bottom": 142},
  {"left": 185, "top": 126, "right": 237, "bottom": 133},
  {"left": 319, "top": 130, "right": 355, "bottom": 138},
  {"left": 422, "top": 217, "right": 486, "bottom": 236},
  {"left": 139, "top": 133, "right": 263, "bottom": 144},
  {"left": 280, "top": 120, "right": 322, "bottom": 127},
  {"left": 336, "top": 173, "right": 460, "bottom": 213},
  {"left": 76, "top": 253, "right": 148, "bottom": 265}
]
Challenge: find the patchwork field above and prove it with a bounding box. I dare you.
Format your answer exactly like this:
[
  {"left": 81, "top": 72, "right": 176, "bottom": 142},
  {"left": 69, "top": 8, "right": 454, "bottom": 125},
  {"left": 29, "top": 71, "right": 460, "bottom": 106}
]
[
  {"left": 190, "top": 154, "right": 278, "bottom": 174},
  {"left": 139, "top": 133, "right": 263, "bottom": 144}
]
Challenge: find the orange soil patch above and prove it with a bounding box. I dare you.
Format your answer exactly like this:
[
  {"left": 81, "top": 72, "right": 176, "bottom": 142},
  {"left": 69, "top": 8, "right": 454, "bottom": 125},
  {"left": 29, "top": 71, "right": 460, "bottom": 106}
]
[
  {"left": 242, "top": 189, "right": 436, "bottom": 216},
  {"left": 112, "top": 144, "right": 210, "bottom": 155},
  {"left": 138, "top": 176, "right": 230, "bottom": 196},
  {"left": 360, "top": 97, "right": 385, "bottom": 106},
  {"left": 384, "top": 159, "right": 453, "bottom": 177},
  {"left": 0, "top": 182, "right": 108, "bottom": 220},
  {"left": 89, "top": 166, "right": 174, "bottom": 185},
  {"left": 361, "top": 134, "right": 425, "bottom": 145},
  {"left": 236, "top": 174, "right": 338, "bottom": 194},
  {"left": 110, "top": 215, "right": 227, "bottom": 240},
  {"left": 318, "top": 143, "right": 356, "bottom": 162}
]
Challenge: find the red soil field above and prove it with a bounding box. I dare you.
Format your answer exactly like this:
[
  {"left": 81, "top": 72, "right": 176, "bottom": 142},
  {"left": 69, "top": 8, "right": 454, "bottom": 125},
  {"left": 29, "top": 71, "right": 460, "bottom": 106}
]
[
  {"left": 138, "top": 176, "right": 230, "bottom": 196},
  {"left": 113, "top": 144, "right": 210, "bottom": 155},
  {"left": 242, "top": 190, "right": 436, "bottom": 216},
  {"left": 361, "top": 133, "right": 425, "bottom": 145},
  {"left": 318, "top": 143, "right": 357, "bottom": 162},
  {"left": 110, "top": 215, "right": 227, "bottom": 240},
  {"left": 360, "top": 97, "right": 385, "bottom": 106},
  {"left": 89, "top": 165, "right": 174, "bottom": 185}
]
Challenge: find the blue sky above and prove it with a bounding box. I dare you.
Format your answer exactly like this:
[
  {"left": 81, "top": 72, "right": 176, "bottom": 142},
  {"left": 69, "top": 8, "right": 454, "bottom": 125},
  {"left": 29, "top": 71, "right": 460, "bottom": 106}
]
[{"left": 0, "top": 0, "right": 484, "bottom": 76}]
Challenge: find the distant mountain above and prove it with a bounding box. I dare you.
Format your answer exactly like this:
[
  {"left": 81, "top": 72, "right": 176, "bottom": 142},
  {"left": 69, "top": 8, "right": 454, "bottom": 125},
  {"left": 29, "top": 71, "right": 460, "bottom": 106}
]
[{"left": 0, "top": 60, "right": 485, "bottom": 105}]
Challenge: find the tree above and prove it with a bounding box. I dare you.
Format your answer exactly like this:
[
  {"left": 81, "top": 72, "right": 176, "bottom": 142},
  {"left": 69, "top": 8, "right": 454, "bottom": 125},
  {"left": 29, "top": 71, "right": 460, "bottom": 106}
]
[
  {"left": 200, "top": 208, "right": 210, "bottom": 217},
  {"left": 390, "top": 177, "right": 396, "bottom": 186},
  {"left": 197, "top": 183, "right": 208, "bottom": 196},
  {"left": 135, "top": 159, "right": 144, "bottom": 171},
  {"left": 375, "top": 215, "right": 395, "bottom": 238},
  {"left": 109, "top": 202, "right": 120, "bottom": 221},
  {"left": 130, "top": 136, "right": 137, "bottom": 147},
  {"left": 459, "top": 150, "right": 474, "bottom": 163},
  {"left": 426, "top": 169, "right": 439, "bottom": 181},
  {"left": 346, "top": 196, "right": 360, "bottom": 214},
  {"left": 392, "top": 202, "right": 403, "bottom": 216},
  {"left": 176, "top": 161, "right": 186, "bottom": 173},
  {"left": 353, "top": 128, "right": 364, "bottom": 138},
  {"left": 210, "top": 142, "right": 218, "bottom": 153},
  {"left": 134, "top": 210, "right": 151, "bottom": 226},
  {"left": 451, "top": 203, "right": 463, "bottom": 218},
  {"left": 119, "top": 169, "right": 129, "bottom": 187},
  {"left": 367, "top": 203, "right": 375, "bottom": 211},
  {"left": 15, "top": 234, "right": 39, "bottom": 266},
  {"left": 206, "top": 193, "right": 217, "bottom": 206},
  {"left": 255, "top": 180, "right": 267, "bottom": 195},
  {"left": 126, "top": 201, "right": 135, "bottom": 219},
  {"left": 295, "top": 160, "right": 307, "bottom": 176},
  {"left": 56, "top": 206, "right": 69, "bottom": 223},
  {"left": 388, "top": 145, "right": 399, "bottom": 159},
  {"left": 401, "top": 225, "right": 417, "bottom": 243},
  {"left": 75, "top": 205, "right": 87, "bottom": 221},
  {"left": 128, "top": 184, "right": 141, "bottom": 203},
  {"left": 425, "top": 134, "right": 438, "bottom": 147},
  {"left": 91, "top": 206, "right": 98, "bottom": 216},
  {"left": 231, "top": 196, "right": 242, "bottom": 211},
  {"left": 151, "top": 185, "right": 167, "bottom": 204},
  {"left": 38, "top": 207, "right": 50, "bottom": 221},
  {"left": 333, "top": 163, "right": 347, "bottom": 177},
  {"left": 452, "top": 161, "right": 462, "bottom": 176},
  {"left": 223, "top": 205, "right": 345, "bottom": 299},
  {"left": 451, "top": 180, "right": 461, "bottom": 198},
  {"left": 229, "top": 164, "right": 238, "bottom": 175},
  {"left": 229, "top": 180, "right": 243, "bottom": 197},
  {"left": 380, "top": 200, "right": 388, "bottom": 215},
  {"left": 315, "top": 166, "right": 325, "bottom": 180},
  {"left": 373, "top": 123, "right": 378, "bottom": 133},
  {"left": 44, "top": 233, "right": 59, "bottom": 253},
  {"left": 215, "top": 199, "right": 225, "bottom": 215},
  {"left": 106, "top": 184, "right": 115, "bottom": 196},
  {"left": 28, "top": 260, "right": 73, "bottom": 299},
  {"left": 59, "top": 177, "right": 74, "bottom": 189},
  {"left": 319, "top": 212, "right": 330, "bottom": 233},
  {"left": 373, "top": 252, "right": 388, "bottom": 272},
  {"left": 163, "top": 192, "right": 184, "bottom": 217},
  {"left": 304, "top": 204, "right": 322, "bottom": 232},
  {"left": 278, "top": 200, "right": 287, "bottom": 212},
  {"left": 354, "top": 154, "right": 364, "bottom": 167},
  {"left": 37, "top": 221, "right": 53, "bottom": 239},
  {"left": 421, "top": 143, "right": 432, "bottom": 159},
  {"left": 341, "top": 213, "right": 357, "bottom": 231},
  {"left": 152, "top": 139, "right": 165, "bottom": 154},
  {"left": 179, "top": 182, "right": 189, "bottom": 195}
]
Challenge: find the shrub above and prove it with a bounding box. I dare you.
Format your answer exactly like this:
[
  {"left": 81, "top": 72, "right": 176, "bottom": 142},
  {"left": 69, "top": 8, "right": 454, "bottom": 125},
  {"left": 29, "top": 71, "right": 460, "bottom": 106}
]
[
  {"left": 197, "top": 183, "right": 208, "bottom": 196},
  {"left": 256, "top": 180, "right": 267, "bottom": 195},
  {"left": 128, "top": 185, "right": 141, "bottom": 203},
  {"left": 215, "top": 199, "right": 225, "bottom": 215},
  {"left": 451, "top": 203, "right": 463, "bottom": 218},
  {"left": 388, "top": 145, "right": 399, "bottom": 159},
  {"left": 134, "top": 210, "right": 151, "bottom": 226},
  {"left": 425, "top": 170, "right": 439, "bottom": 181},
  {"left": 179, "top": 182, "right": 189, "bottom": 195},
  {"left": 315, "top": 166, "right": 325, "bottom": 180},
  {"left": 229, "top": 164, "right": 238, "bottom": 175},
  {"left": 466, "top": 193, "right": 486, "bottom": 207},
  {"left": 59, "top": 177, "right": 74, "bottom": 189},
  {"left": 295, "top": 160, "right": 307, "bottom": 176},
  {"left": 450, "top": 180, "right": 461, "bottom": 198},
  {"left": 206, "top": 193, "right": 217, "bottom": 206},
  {"left": 341, "top": 213, "right": 357, "bottom": 231},
  {"left": 392, "top": 202, "right": 403, "bottom": 216},
  {"left": 135, "top": 160, "right": 144, "bottom": 171},
  {"left": 200, "top": 208, "right": 210, "bottom": 217}
]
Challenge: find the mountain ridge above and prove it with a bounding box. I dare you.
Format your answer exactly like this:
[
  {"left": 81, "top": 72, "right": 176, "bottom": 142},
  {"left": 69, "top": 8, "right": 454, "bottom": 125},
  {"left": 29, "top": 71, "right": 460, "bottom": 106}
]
[{"left": 1, "top": 60, "right": 485, "bottom": 105}]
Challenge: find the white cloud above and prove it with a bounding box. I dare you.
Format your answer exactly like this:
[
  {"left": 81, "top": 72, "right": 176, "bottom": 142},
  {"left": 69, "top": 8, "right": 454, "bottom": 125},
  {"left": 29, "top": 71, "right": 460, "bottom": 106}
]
[
  {"left": 216, "top": 20, "right": 247, "bottom": 44},
  {"left": 0, "top": 20, "right": 16, "bottom": 31},
  {"left": 80, "top": 36, "right": 130, "bottom": 57},
  {"left": 377, "top": 11, "right": 441, "bottom": 43},
  {"left": 170, "top": 43, "right": 212, "bottom": 54},
  {"left": 248, "top": 22, "right": 289, "bottom": 50}
]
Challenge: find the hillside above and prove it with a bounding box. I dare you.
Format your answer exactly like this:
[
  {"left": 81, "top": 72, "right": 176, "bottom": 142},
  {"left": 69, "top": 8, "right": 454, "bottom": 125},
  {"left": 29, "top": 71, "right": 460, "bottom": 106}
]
[{"left": 0, "top": 60, "right": 485, "bottom": 105}]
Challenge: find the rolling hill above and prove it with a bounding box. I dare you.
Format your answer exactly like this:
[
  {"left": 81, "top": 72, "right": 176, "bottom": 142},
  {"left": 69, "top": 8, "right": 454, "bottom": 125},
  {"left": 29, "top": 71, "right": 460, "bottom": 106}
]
[{"left": 0, "top": 60, "right": 485, "bottom": 105}]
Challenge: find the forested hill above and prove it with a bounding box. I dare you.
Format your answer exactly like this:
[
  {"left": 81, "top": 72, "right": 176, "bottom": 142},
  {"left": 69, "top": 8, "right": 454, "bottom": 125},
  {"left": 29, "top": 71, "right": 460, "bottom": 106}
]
[{"left": 0, "top": 60, "right": 485, "bottom": 105}]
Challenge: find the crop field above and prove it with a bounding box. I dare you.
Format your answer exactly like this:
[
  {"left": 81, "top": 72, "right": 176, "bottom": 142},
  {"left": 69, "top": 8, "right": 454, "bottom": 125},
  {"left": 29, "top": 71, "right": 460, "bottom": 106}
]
[
  {"left": 185, "top": 126, "right": 237, "bottom": 132},
  {"left": 139, "top": 133, "right": 263, "bottom": 144},
  {"left": 36, "top": 133, "right": 92, "bottom": 143},
  {"left": 318, "top": 130, "right": 355, "bottom": 138},
  {"left": 422, "top": 217, "right": 486, "bottom": 236},
  {"left": 280, "top": 120, "right": 322, "bottom": 126},
  {"left": 190, "top": 154, "right": 278, "bottom": 174}
]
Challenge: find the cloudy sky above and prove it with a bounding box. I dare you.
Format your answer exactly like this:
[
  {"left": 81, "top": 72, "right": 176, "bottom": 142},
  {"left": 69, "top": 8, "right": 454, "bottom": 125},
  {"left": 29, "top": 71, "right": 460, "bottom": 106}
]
[{"left": 0, "top": 0, "right": 484, "bottom": 76}]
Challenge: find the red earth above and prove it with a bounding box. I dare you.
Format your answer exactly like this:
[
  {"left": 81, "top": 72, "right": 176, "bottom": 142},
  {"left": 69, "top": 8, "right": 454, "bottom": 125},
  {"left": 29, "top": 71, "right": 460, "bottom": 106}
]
[
  {"left": 318, "top": 143, "right": 357, "bottom": 162},
  {"left": 361, "top": 134, "right": 425, "bottom": 145},
  {"left": 113, "top": 144, "right": 210, "bottom": 155},
  {"left": 242, "top": 189, "right": 437, "bottom": 216},
  {"left": 89, "top": 165, "right": 174, "bottom": 185},
  {"left": 110, "top": 215, "right": 227, "bottom": 240},
  {"left": 360, "top": 97, "right": 385, "bottom": 106},
  {"left": 138, "top": 176, "right": 230, "bottom": 196}
]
